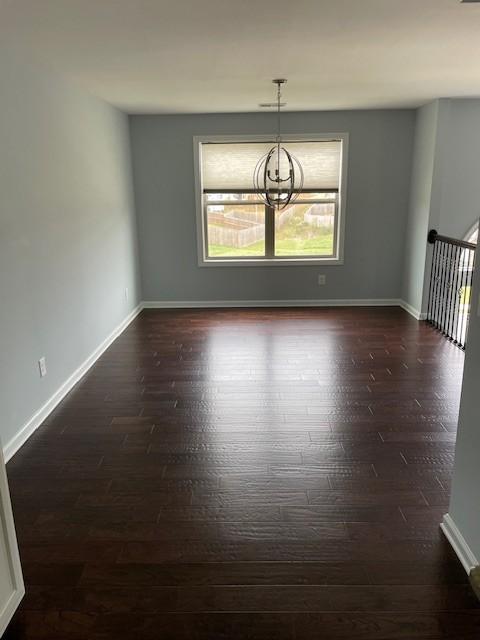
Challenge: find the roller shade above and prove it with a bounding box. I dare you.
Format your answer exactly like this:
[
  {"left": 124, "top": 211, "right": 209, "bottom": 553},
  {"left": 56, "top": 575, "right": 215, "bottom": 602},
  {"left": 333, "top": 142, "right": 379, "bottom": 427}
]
[{"left": 201, "top": 140, "right": 342, "bottom": 191}]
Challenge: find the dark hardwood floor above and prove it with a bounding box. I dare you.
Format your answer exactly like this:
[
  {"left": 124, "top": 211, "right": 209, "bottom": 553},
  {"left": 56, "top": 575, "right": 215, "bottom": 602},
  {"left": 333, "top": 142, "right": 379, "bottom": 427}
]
[{"left": 4, "top": 307, "right": 480, "bottom": 639}]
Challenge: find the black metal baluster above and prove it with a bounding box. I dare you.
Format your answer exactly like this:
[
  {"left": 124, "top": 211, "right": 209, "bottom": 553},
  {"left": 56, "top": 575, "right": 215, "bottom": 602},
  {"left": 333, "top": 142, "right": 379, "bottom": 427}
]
[
  {"left": 445, "top": 242, "right": 454, "bottom": 337},
  {"left": 432, "top": 240, "right": 441, "bottom": 328},
  {"left": 459, "top": 246, "right": 468, "bottom": 348},
  {"left": 447, "top": 246, "right": 457, "bottom": 342},
  {"left": 455, "top": 247, "right": 463, "bottom": 344},
  {"left": 458, "top": 249, "right": 468, "bottom": 346},
  {"left": 447, "top": 242, "right": 455, "bottom": 338},
  {"left": 464, "top": 247, "right": 475, "bottom": 348},
  {"left": 461, "top": 248, "right": 470, "bottom": 348},
  {"left": 442, "top": 244, "right": 452, "bottom": 338},
  {"left": 439, "top": 241, "right": 448, "bottom": 333},
  {"left": 434, "top": 240, "right": 442, "bottom": 327},
  {"left": 447, "top": 245, "right": 457, "bottom": 341},
  {"left": 453, "top": 245, "right": 461, "bottom": 343},
  {"left": 427, "top": 240, "right": 437, "bottom": 323}
]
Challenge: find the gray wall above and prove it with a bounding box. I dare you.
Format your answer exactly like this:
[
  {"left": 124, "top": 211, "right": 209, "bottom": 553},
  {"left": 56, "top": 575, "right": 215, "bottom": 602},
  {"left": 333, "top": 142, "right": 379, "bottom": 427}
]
[
  {"left": 130, "top": 110, "right": 415, "bottom": 302},
  {"left": 401, "top": 102, "right": 439, "bottom": 313},
  {"left": 430, "top": 99, "right": 480, "bottom": 240},
  {"left": 449, "top": 257, "right": 480, "bottom": 562},
  {"left": 0, "top": 48, "right": 141, "bottom": 451},
  {"left": 403, "top": 98, "right": 480, "bottom": 314}
]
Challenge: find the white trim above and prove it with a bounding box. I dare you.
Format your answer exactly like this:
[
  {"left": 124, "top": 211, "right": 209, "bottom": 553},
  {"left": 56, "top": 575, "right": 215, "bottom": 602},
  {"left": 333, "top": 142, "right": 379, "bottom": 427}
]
[
  {"left": 193, "top": 133, "right": 349, "bottom": 268},
  {"left": 143, "top": 299, "right": 402, "bottom": 309},
  {"left": 399, "top": 299, "right": 427, "bottom": 320},
  {"left": 441, "top": 513, "right": 479, "bottom": 575},
  {"left": 195, "top": 257, "right": 345, "bottom": 267},
  {"left": 0, "top": 445, "right": 24, "bottom": 636},
  {"left": 0, "top": 590, "right": 24, "bottom": 637},
  {"left": 3, "top": 304, "right": 142, "bottom": 463},
  {"left": 2, "top": 298, "right": 422, "bottom": 462}
]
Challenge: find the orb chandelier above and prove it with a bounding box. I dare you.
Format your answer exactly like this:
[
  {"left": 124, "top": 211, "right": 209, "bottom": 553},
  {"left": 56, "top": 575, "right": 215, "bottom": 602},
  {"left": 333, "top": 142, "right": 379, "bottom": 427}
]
[{"left": 253, "top": 79, "right": 304, "bottom": 210}]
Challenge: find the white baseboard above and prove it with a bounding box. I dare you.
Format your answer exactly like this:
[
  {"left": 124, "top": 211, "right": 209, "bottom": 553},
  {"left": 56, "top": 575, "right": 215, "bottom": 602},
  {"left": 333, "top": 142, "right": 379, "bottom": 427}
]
[
  {"left": 441, "top": 513, "right": 479, "bottom": 574},
  {"left": 0, "top": 588, "right": 25, "bottom": 637},
  {"left": 399, "top": 299, "right": 427, "bottom": 320},
  {"left": 3, "top": 298, "right": 423, "bottom": 462},
  {"left": 0, "top": 442, "right": 25, "bottom": 636},
  {"left": 143, "top": 298, "right": 403, "bottom": 309},
  {"left": 3, "top": 304, "right": 142, "bottom": 463}
]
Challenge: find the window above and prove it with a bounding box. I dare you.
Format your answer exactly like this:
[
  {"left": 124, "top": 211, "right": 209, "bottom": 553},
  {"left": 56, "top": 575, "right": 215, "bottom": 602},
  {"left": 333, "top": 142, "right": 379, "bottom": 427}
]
[{"left": 194, "top": 135, "right": 348, "bottom": 266}]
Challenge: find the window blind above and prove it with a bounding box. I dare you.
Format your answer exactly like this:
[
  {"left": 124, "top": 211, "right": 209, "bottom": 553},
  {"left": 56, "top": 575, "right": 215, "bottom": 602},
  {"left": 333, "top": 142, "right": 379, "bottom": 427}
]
[{"left": 201, "top": 140, "right": 342, "bottom": 191}]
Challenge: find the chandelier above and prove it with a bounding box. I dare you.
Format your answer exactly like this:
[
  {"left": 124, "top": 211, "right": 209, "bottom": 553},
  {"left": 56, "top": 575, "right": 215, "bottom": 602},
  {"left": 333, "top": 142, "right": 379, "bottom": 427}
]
[{"left": 253, "top": 79, "right": 304, "bottom": 210}]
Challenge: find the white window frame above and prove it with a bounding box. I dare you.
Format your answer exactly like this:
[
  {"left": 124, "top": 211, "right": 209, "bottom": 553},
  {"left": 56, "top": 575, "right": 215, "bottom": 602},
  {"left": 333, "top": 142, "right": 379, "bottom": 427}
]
[{"left": 193, "top": 133, "right": 349, "bottom": 267}]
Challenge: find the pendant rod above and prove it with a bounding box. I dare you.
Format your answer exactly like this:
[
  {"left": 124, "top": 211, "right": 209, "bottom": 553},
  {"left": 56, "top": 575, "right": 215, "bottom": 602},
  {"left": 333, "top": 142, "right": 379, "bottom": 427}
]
[
  {"left": 277, "top": 82, "right": 281, "bottom": 189},
  {"left": 277, "top": 81, "right": 281, "bottom": 142},
  {"left": 273, "top": 79, "right": 286, "bottom": 194},
  {"left": 273, "top": 78, "right": 286, "bottom": 143}
]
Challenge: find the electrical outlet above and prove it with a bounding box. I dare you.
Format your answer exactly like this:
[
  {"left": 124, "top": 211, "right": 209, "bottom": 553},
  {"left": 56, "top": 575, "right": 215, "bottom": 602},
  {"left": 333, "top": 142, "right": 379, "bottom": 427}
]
[
  {"left": 318, "top": 274, "right": 326, "bottom": 286},
  {"left": 38, "top": 357, "right": 47, "bottom": 378},
  {"left": 125, "top": 287, "right": 129, "bottom": 301}
]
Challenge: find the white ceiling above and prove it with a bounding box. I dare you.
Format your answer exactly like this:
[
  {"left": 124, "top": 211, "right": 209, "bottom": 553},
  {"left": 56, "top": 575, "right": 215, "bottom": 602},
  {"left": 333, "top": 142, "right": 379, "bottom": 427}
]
[{"left": 2, "top": 0, "right": 480, "bottom": 113}]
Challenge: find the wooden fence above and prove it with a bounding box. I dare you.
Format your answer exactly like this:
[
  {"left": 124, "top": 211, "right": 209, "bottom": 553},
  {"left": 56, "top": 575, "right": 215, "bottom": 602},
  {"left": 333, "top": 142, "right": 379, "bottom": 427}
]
[{"left": 207, "top": 206, "right": 296, "bottom": 248}]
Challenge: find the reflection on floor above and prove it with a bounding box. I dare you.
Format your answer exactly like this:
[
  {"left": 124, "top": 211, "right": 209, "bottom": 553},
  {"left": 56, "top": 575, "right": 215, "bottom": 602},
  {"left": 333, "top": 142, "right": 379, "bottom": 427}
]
[{"left": 5, "top": 307, "right": 480, "bottom": 639}]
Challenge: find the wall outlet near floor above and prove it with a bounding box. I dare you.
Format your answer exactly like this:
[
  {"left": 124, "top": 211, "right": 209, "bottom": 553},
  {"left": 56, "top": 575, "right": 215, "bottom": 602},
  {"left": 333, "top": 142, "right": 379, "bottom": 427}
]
[
  {"left": 125, "top": 287, "right": 129, "bottom": 301},
  {"left": 38, "top": 357, "right": 47, "bottom": 378},
  {"left": 318, "top": 274, "right": 326, "bottom": 286}
]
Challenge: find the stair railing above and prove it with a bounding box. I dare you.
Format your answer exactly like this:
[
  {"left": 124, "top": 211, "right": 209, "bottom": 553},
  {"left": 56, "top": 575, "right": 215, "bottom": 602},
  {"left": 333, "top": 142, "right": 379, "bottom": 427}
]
[{"left": 426, "top": 229, "right": 476, "bottom": 350}]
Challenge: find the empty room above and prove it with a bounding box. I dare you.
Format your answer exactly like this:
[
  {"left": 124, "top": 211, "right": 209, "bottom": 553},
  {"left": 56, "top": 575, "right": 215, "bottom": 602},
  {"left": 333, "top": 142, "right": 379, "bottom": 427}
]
[{"left": 2, "top": 1, "right": 480, "bottom": 638}]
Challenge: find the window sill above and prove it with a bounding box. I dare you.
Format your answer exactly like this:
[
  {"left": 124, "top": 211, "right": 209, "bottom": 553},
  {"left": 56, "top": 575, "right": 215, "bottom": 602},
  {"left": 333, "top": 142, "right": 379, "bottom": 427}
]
[{"left": 198, "top": 257, "right": 344, "bottom": 267}]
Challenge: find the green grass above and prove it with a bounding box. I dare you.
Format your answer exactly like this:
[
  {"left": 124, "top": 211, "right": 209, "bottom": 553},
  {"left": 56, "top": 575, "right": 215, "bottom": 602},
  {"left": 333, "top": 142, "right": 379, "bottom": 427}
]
[
  {"left": 209, "top": 233, "right": 334, "bottom": 258},
  {"left": 208, "top": 242, "right": 265, "bottom": 257},
  {"left": 275, "top": 234, "right": 334, "bottom": 256}
]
